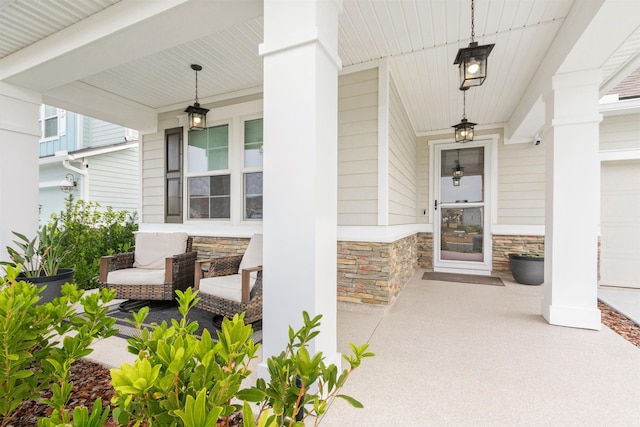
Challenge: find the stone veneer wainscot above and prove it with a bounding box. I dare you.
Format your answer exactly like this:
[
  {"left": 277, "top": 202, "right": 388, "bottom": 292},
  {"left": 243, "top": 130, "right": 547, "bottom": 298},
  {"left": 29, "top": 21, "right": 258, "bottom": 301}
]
[
  {"left": 337, "top": 234, "right": 418, "bottom": 305},
  {"left": 492, "top": 235, "right": 545, "bottom": 272},
  {"left": 193, "top": 233, "right": 422, "bottom": 305}
]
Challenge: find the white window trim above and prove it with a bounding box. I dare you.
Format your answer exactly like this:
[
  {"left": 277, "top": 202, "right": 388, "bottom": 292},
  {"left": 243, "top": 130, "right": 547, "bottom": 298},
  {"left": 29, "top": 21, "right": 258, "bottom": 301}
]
[
  {"left": 181, "top": 99, "right": 263, "bottom": 225},
  {"left": 39, "top": 105, "right": 66, "bottom": 141},
  {"left": 239, "top": 112, "right": 264, "bottom": 223}
]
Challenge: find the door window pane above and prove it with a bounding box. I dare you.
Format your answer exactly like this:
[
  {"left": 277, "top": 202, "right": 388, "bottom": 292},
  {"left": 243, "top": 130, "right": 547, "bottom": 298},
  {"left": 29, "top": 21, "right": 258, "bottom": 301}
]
[
  {"left": 244, "top": 172, "right": 263, "bottom": 219},
  {"left": 244, "top": 119, "right": 263, "bottom": 168},
  {"left": 188, "top": 125, "right": 229, "bottom": 172},
  {"left": 440, "top": 207, "right": 484, "bottom": 262},
  {"left": 440, "top": 147, "right": 484, "bottom": 203}
]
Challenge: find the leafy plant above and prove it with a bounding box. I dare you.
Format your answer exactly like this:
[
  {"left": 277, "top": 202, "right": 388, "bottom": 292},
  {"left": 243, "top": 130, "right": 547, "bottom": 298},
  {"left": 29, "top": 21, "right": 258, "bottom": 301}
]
[
  {"left": 3, "top": 218, "right": 69, "bottom": 278},
  {"left": 0, "top": 265, "right": 117, "bottom": 427},
  {"left": 241, "top": 313, "right": 374, "bottom": 427},
  {"left": 51, "top": 195, "right": 138, "bottom": 289},
  {"left": 110, "top": 288, "right": 373, "bottom": 427}
]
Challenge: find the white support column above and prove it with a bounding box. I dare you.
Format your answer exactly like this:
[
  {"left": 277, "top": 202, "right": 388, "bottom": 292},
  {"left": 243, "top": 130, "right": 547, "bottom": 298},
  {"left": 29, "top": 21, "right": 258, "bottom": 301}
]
[
  {"left": 0, "top": 82, "right": 42, "bottom": 264},
  {"left": 259, "top": 0, "right": 343, "bottom": 376},
  {"left": 541, "top": 69, "right": 602, "bottom": 330}
]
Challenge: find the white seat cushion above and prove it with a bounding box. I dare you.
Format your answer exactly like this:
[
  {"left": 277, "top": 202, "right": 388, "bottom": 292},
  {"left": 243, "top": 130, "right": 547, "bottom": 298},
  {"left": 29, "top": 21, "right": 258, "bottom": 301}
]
[
  {"left": 199, "top": 274, "right": 257, "bottom": 303},
  {"left": 133, "top": 232, "right": 188, "bottom": 270},
  {"left": 107, "top": 268, "right": 166, "bottom": 285}
]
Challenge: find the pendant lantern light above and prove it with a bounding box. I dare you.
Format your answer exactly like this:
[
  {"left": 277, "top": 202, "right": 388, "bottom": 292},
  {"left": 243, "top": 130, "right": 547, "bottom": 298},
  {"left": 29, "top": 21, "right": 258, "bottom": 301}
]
[
  {"left": 453, "top": 0, "right": 494, "bottom": 90},
  {"left": 184, "top": 64, "right": 209, "bottom": 131},
  {"left": 452, "top": 90, "right": 476, "bottom": 143}
]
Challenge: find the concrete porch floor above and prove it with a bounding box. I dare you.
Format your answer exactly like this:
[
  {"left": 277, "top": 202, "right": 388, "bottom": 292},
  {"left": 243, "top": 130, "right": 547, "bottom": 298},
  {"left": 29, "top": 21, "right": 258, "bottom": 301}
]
[
  {"left": 320, "top": 270, "right": 640, "bottom": 426},
  {"left": 87, "top": 270, "right": 640, "bottom": 426}
]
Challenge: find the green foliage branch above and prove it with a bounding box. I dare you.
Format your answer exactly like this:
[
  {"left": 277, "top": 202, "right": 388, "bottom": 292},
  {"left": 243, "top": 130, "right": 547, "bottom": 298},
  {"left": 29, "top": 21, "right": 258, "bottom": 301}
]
[
  {"left": 51, "top": 195, "right": 138, "bottom": 289},
  {"left": 110, "top": 288, "right": 373, "bottom": 427},
  {"left": 0, "top": 265, "right": 117, "bottom": 427}
]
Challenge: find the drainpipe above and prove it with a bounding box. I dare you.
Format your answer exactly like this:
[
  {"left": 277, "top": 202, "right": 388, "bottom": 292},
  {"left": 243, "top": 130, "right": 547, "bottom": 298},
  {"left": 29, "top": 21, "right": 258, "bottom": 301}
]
[{"left": 62, "top": 159, "right": 89, "bottom": 201}]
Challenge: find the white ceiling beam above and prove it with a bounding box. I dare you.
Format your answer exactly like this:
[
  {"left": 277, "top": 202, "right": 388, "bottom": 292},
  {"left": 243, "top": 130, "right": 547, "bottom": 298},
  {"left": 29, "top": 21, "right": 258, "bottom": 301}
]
[
  {"left": 43, "top": 82, "right": 157, "bottom": 133},
  {"left": 506, "top": 0, "right": 604, "bottom": 141},
  {"left": 1, "top": 0, "right": 262, "bottom": 93},
  {"left": 507, "top": 0, "right": 640, "bottom": 142}
]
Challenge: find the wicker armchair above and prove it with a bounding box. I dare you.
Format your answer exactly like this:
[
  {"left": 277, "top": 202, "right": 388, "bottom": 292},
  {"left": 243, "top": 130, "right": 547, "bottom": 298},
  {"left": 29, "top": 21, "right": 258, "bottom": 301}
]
[
  {"left": 99, "top": 233, "right": 197, "bottom": 301},
  {"left": 194, "top": 233, "right": 262, "bottom": 323}
]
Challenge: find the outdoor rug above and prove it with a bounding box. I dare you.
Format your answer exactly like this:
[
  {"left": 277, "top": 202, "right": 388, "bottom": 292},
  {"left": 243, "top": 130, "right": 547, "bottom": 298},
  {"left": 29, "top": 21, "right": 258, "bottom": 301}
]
[
  {"left": 107, "top": 300, "right": 263, "bottom": 342},
  {"left": 422, "top": 271, "right": 505, "bottom": 286}
]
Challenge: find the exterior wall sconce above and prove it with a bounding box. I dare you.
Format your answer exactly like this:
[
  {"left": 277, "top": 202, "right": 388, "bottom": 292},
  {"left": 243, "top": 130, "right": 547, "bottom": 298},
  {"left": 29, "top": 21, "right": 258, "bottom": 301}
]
[
  {"left": 452, "top": 90, "right": 476, "bottom": 143},
  {"left": 184, "top": 64, "right": 209, "bottom": 131},
  {"left": 453, "top": 0, "right": 494, "bottom": 90},
  {"left": 59, "top": 173, "right": 77, "bottom": 193}
]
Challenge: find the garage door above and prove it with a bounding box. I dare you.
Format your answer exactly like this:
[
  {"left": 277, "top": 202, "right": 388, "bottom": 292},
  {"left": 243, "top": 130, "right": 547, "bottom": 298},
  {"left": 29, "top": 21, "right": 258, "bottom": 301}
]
[{"left": 600, "top": 159, "right": 640, "bottom": 288}]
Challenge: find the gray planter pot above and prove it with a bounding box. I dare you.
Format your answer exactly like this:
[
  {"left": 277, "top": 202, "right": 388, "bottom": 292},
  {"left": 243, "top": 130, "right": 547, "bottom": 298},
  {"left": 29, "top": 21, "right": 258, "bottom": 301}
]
[
  {"left": 508, "top": 254, "right": 544, "bottom": 285},
  {"left": 18, "top": 268, "right": 74, "bottom": 304}
]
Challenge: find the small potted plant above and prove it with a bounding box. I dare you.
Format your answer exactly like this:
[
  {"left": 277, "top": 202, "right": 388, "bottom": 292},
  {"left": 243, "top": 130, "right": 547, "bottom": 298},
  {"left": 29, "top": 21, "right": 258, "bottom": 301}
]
[
  {"left": 508, "top": 252, "right": 544, "bottom": 285},
  {"left": 2, "top": 219, "right": 73, "bottom": 303}
]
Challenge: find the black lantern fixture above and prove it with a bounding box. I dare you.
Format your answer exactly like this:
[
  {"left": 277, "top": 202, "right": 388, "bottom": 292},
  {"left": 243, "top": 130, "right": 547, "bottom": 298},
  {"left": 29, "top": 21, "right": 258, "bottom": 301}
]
[
  {"left": 184, "top": 64, "right": 209, "bottom": 131},
  {"left": 453, "top": 0, "right": 495, "bottom": 90},
  {"left": 452, "top": 90, "right": 476, "bottom": 143}
]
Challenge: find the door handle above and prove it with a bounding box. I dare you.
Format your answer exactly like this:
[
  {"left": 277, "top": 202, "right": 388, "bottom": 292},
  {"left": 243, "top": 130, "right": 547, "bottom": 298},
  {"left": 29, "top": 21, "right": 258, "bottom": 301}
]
[{"left": 434, "top": 200, "right": 438, "bottom": 211}]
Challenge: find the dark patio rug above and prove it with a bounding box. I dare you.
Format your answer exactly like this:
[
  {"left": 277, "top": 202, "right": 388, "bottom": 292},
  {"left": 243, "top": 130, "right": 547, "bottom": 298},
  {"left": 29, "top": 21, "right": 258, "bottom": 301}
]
[
  {"left": 108, "top": 300, "right": 262, "bottom": 342},
  {"left": 422, "top": 271, "right": 504, "bottom": 286}
]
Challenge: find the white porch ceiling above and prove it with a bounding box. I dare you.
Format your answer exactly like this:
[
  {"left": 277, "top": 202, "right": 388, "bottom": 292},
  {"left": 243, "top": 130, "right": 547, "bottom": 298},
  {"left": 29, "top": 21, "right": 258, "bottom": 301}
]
[{"left": 1, "top": 0, "right": 639, "bottom": 139}]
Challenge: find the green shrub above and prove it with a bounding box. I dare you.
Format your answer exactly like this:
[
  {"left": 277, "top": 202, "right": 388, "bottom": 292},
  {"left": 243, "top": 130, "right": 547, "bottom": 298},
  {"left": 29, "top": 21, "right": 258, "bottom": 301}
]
[
  {"left": 111, "top": 288, "right": 373, "bottom": 427},
  {"left": 0, "top": 265, "right": 117, "bottom": 427},
  {"left": 51, "top": 196, "right": 138, "bottom": 289}
]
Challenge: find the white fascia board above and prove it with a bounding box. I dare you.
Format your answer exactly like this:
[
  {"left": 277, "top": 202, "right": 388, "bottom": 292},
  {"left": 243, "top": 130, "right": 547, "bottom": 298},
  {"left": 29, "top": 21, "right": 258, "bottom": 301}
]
[
  {"left": 600, "top": 149, "right": 640, "bottom": 162},
  {"left": 38, "top": 141, "right": 138, "bottom": 166},
  {"left": 68, "top": 141, "right": 139, "bottom": 160},
  {"left": 43, "top": 82, "right": 157, "bottom": 133},
  {"left": 599, "top": 97, "right": 640, "bottom": 117}
]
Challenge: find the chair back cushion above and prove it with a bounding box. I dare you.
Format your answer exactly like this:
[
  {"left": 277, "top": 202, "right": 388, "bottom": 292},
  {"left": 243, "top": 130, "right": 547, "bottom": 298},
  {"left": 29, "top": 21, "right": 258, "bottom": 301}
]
[
  {"left": 133, "top": 232, "right": 189, "bottom": 270},
  {"left": 239, "top": 233, "right": 263, "bottom": 272}
]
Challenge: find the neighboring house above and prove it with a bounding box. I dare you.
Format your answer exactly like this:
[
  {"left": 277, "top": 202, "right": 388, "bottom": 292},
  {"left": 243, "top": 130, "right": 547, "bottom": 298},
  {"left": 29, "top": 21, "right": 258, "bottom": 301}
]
[{"left": 37, "top": 105, "right": 140, "bottom": 221}]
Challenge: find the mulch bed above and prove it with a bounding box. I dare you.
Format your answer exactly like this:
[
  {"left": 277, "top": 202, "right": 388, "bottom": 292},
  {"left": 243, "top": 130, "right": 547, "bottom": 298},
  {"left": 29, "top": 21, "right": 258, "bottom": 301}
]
[{"left": 6, "top": 303, "right": 639, "bottom": 426}]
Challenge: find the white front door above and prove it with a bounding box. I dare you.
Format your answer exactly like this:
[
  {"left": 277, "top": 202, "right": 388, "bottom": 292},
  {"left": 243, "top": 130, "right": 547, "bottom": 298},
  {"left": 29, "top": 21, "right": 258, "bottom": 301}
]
[{"left": 434, "top": 141, "right": 492, "bottom": 275}]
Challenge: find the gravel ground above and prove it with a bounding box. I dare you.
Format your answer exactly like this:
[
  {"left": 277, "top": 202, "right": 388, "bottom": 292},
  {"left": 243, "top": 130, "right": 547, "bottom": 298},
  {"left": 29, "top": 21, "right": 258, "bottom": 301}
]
[{"left": 6, "top": 302, "right": 639, "bottom": 426}]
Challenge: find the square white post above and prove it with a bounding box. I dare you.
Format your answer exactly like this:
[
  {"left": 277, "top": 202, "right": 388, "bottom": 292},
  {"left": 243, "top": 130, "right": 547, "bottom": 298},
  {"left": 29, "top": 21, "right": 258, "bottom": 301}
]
[
  {"left": 259, "top": 0, "right": 343, "bottom": 376},
  {"left": 0, "top": 83, "right": 41, "bottom": 265},
  {"left": 541, "top": 69, "right": 602, "bottom": 330}
]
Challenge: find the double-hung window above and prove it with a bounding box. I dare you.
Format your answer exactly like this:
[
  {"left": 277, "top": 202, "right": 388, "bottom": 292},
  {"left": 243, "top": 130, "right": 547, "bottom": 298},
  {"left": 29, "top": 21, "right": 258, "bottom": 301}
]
[
  {"left": 243, "top": 118, "right": 263, "bottom": 220},
  {"left": 182, "top": 103, "right": 263, "bottom": 223},
  {"left": 187, "top": 124, "right": 230, "bottom": 219},
  {"left": 40, "top": 105, "right": 65, "bottom": 140}
]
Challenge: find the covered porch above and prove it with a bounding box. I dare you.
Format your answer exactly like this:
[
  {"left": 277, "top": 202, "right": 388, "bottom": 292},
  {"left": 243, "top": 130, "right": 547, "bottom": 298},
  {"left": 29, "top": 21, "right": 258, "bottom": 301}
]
[{"left": 2, "top": 0, "right": 640, "bottom": 386}]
